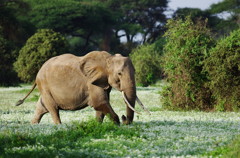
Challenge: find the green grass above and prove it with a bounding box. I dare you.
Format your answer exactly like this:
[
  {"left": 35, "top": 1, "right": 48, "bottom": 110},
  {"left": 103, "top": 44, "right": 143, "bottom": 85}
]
[
  {"left": 1, "top": 120, "right": 141, "bottom": 158},
  {"left": 221, "top": 136, "right": 240, "bottom": 158},
  {"left": 0, "top": 85, "right": 240, "bottom": 157},
  {"left": 205, "top": 135, "right": 240, "bottom": 158}
]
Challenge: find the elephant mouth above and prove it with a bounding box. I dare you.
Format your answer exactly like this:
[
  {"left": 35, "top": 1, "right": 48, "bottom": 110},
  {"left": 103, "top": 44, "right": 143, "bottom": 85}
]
[{"left": 121, "top": 91, "right": 151, "bottom": 115}]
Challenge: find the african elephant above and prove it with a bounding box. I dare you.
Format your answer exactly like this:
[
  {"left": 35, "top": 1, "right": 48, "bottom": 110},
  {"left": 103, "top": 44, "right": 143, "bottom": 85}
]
[{"left": 16, "top": 51, "right": 149, "bottom": 125}]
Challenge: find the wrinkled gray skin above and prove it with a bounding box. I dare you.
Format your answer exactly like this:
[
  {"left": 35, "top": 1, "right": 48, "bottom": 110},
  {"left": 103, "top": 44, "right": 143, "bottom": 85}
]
[{"left": 24, "top": 51, "right": 136, "bottom": 125}]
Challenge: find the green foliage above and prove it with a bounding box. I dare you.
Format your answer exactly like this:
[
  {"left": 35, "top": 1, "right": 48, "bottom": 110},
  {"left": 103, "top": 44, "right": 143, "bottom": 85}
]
[
  {"left": 25, "top": 0, "right": 117, "bottom": 53},
  {"left": 14, "top": 29, "right": 68, "bottom": 82},
  {"left": 173, "top": 8, "right": 225, "bottom": 35},
  {"left": 0, "top": 0, "right": 34, "bottom": 44},
  {"left": 173, "top": 0, "right": 240, "bottom": 37},
  {"left": 153, "top": 37, "right": 166, "bottom": 54},
  {"left": 0, "top": 0, "right": 32, "bottom": 86},
  {"left": 209, "top": 0, "right": 240, "bottom": 35},
  {"left": 162, "top": 17, "right": 215, "bottom": 110},
  {"left": 130, "top": 44, "right": 162, "bottom": 86},
  {"left": 210, "top": 0, "right": 240, "bottom": 15},
  {"left": 26, "top": 0, "right": 115, "bottom": 33},
  {"left": 0, "top": 28, "right": 19, "bottom": 86},
  {"left": 203, "top": 29, "right": 240, "bottom": 111},
  {"left": 24, "top": 0, "right": 168, "bottom": 54},
  {"left": 26, "top": 0, "right": 81, "bottom": 31}
]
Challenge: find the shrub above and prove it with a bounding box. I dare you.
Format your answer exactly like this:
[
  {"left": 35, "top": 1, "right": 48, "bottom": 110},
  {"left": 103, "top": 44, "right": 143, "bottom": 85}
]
[
  {"left": 204, "top": 29, "right": 240, "bottom": 111},
  {"left": 0, "top": 28, "right": 18, "bottom": 86},
  {"left": 161, "top": 17, "right": 215, "bottom": 110},
  {"left": 130, "top": 44, "right": 162, "bottom": 86},
  {"left": 14, "top": 29, "right": 68, "bottom": 82},
  {"left": 153, "top": 37, "right": 166, "bottom": 53}
]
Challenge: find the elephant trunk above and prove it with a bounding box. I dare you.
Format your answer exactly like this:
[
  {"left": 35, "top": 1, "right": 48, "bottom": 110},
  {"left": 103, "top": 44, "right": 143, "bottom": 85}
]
[{"left": 121, "top": 86, "right": 136, "bottom": 125}]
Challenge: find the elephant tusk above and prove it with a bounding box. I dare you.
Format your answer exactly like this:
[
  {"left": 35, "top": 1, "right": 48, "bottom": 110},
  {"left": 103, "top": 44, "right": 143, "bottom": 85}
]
[
  {"left": 121, "top": 91, "right": 141, "bottom": 115},
  {"left": 136, "top": 96, "right": 151, "bottom": 115}
]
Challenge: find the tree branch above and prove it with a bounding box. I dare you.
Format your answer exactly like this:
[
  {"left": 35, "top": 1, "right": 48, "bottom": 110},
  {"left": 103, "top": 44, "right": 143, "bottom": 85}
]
[{"left": 72, "top": 32, "right": 98, "bottom": 46}]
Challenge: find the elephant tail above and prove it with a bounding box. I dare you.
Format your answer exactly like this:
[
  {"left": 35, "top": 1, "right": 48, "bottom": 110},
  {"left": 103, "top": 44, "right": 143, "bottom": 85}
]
[{"left": 15, "top": 83, "right": 37, "bottom": 106}]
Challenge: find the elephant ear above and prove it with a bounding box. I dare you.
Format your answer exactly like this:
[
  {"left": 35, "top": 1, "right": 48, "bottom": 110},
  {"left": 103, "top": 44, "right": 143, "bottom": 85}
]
[{"left": 80, "top": 58, "right": 109, "bottom": 89}]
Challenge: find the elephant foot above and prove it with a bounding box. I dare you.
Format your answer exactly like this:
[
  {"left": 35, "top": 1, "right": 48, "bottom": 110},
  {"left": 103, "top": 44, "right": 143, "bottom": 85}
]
[
  {"left": 113, "top": 115, "right": 120, "bottom": 125},
  {"left": 31, "top": 119, "right": 39, "bottom": 124},
  {"left": 121, "top": 115, "right": 132, "bottom": 125}
]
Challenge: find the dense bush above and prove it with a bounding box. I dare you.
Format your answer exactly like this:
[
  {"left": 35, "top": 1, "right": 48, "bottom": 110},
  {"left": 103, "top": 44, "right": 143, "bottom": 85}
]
[
  {"left": 204, "top": 29, "right": 240, "bottom": 111},
  {"left": 130, "top": 44, "right": 162, "bottom": 86},
  {"left": 0, "top": 28, "right": 18, "bottom": 86},
  {"left": 161, "top": 17, "right": 215, "bottom": 110},
  {"left": 14, "top": 29, "right": 68, "bottom": 82}
]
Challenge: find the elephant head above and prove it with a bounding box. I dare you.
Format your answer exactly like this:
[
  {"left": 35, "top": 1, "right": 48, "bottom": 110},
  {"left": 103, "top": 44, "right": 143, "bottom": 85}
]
[
  {"left": 107, "top": 54, "right": 137, "bottom": 124},
  {"left": 81, "top": 51, "right": 149, "bottom": 124}
]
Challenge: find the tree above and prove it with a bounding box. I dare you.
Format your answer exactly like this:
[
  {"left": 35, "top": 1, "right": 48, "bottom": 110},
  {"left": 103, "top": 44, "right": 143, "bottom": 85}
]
[
  {"left": 209, "top": 0, "right": 240, "bottom": 34},
  {"left": 174, "top": 8, "right": 217, "bottom": 26},
  {"left": 173, "top": 0, "right": 240, "bottom": 37},
  {"left": 24, "top": 0, "right": 168, "bottom": 54},
  {"left": 14, "top": 29, "right": 69, "bottom": 82},
  {"left": 0, "top": 27, "right": 18, "bottom": 86},
  {"left": 0, "top": 0, "right": 34, "bottom": 85},
  {"left": 173, "top": 8, "right": 230, "bottom": 36},
  {"left": 0, "top": 0, "right": 33, "bottom": 45},
  {"left": 111, "top": 0, "right": 168, "bottom": 44},
  {"left": 25, "top": 0, "right": 117, "bottom": 54},
  {"left": 210, "top": 0, "right": 240, "bottom": 25}
]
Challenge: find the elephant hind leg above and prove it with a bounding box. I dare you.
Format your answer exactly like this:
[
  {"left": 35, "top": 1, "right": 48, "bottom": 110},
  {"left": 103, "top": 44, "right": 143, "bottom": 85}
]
[
  {"left": 31, "top": 97, "right": 48, "bottom": 124},
  {"left": 41, "top": 92, "right": 61, "bottom": 124}
]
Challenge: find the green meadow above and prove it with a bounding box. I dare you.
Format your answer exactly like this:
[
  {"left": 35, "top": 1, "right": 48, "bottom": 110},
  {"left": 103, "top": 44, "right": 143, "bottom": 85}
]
[{"left": 0, "top": 85, "right": 240, "bottom": 157}]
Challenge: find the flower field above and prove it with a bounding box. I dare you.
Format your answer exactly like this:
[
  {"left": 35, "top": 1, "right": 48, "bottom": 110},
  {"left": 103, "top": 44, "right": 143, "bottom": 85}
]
[{"left": 0, "top": 85, "right": 240, "bottom": 157}]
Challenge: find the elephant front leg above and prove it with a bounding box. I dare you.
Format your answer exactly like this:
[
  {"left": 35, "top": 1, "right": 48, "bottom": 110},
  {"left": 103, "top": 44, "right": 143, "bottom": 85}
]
[
  {"left": 94, "top": 104, "right": 120, "bottom": 125},
  {"left": 95, "top": 88, "right": 111, "bottom": 123},
  {"left": 96, "top": 111, "right": 105, "bottom": 123},
  {"left": 89, "top": 86, "right": 119, "bottom": 124}
]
